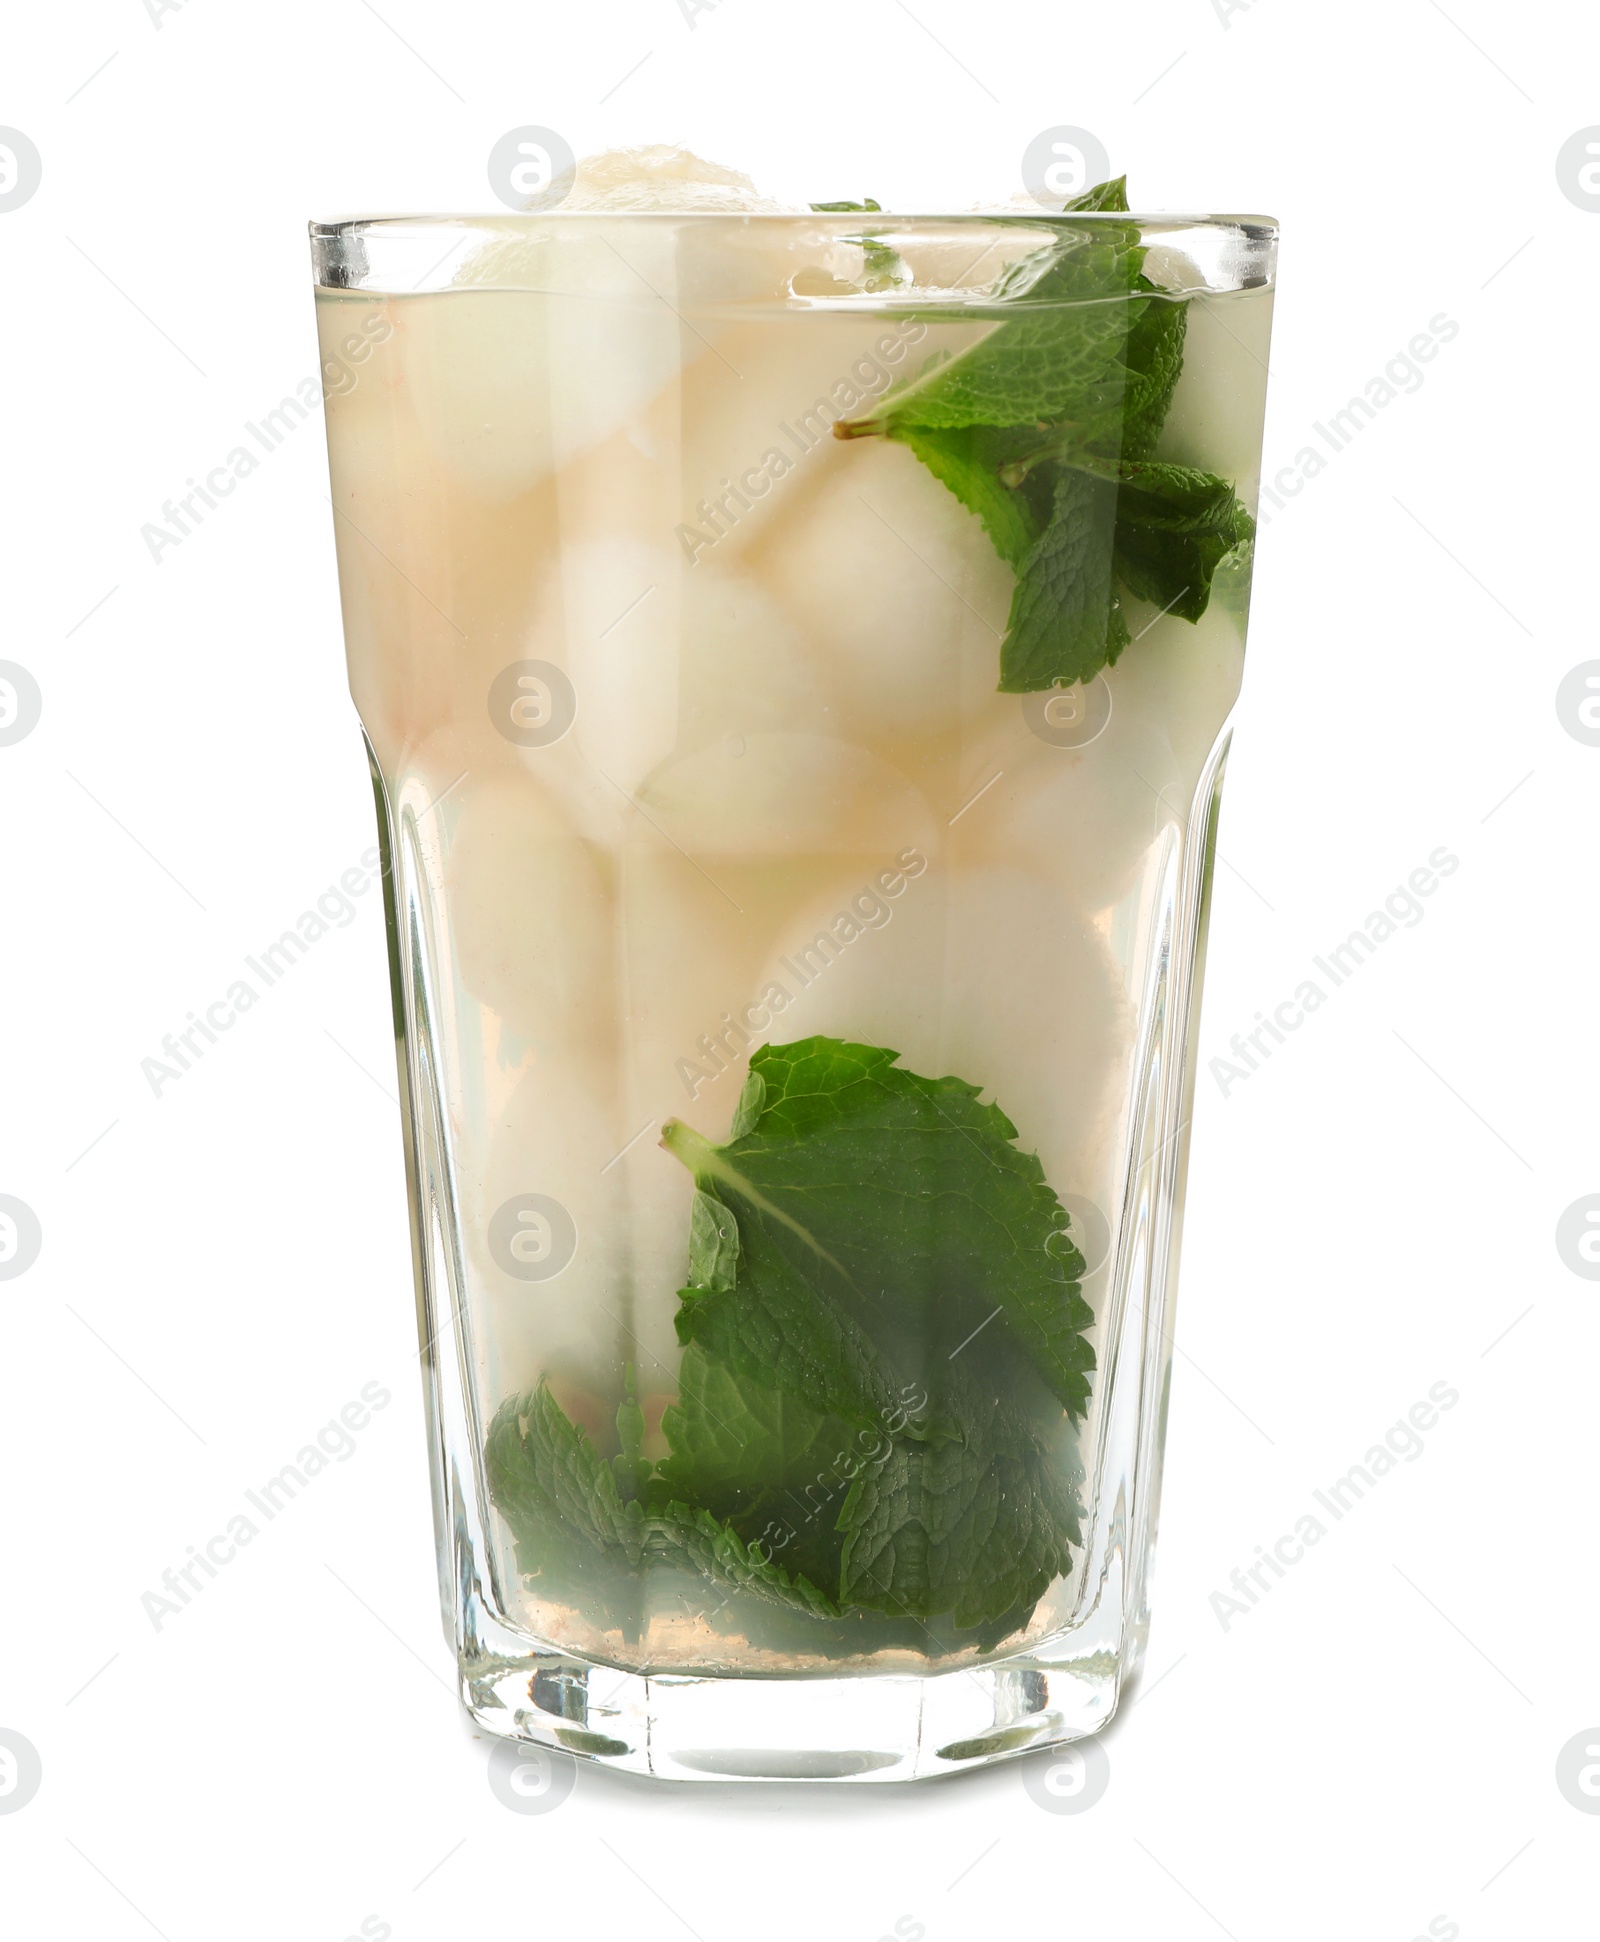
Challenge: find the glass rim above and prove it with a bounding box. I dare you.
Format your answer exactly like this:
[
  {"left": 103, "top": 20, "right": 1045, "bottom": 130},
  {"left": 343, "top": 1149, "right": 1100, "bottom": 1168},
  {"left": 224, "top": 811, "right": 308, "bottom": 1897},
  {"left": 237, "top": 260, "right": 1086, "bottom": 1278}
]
[
  {"left": 310, "top": 210, "right": 1278, "bottom": 302},
  {"left": 310, "top": 209, "right": 1279, "bottom": 234}
]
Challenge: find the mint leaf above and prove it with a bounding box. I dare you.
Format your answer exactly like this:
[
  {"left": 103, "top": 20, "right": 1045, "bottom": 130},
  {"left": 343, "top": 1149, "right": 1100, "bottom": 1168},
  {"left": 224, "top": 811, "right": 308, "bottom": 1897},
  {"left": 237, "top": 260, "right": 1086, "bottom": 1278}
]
[
  {"left": 1120, "top": 296, "right": 1187, "bottom": 460},
  {"left": 848, "top": 231, "right": 1146, "bottom": 435},
  {"left": 994, "top": 448, "right": 1252, "bottom": 687},
  {"left": 486, "top": 1380, "right": 839, "bottom": 1620},
  {"left": 672, "top": 1195, "right": 915, "bottom": 1445},
  {"left": 649, "top": 1498, "right": 839, "bottom": 1619},
  {"left": 657, "top": 1036, "right": 1092, "bottom": 1634},
  {"left": 728, "top": 1066, "right": 765, "bottom": 1140},
  {"left": 663, "top": 1036, "right": 1095, "bottom": 1425},
  {"left": 652, "top": 1342, "right": 862, "bottom": 1591},
  {"left": 1111, "top": 460, "right": 1258, "bottom": 623},
  {"left": 1063, "top": 174, "right": 1130, "bottom": 213},
  {"left": 486, "top": 1381, "right": 648, "bottom": 1560},
  {"left": 612, "top": 1366, "right": 650, "bottom": 1498},
  {"left": 809, "top": 198, "right": 883, "bottom": 211},
  {"left": 654, "top": 1341, "right": 849, "bottom": 1511},
  {"left": 1000, "top": 466, "right": 1129, "bottom": 692},
  {"left": 837, "top": 171, "right": 1254, "bottom": 692},
  {"left": 687, "top": 1188, "right": 740, "bottom": 1292},
  {"left": 839, "top": 1434, "right": 1083, "bottom": 1629}
]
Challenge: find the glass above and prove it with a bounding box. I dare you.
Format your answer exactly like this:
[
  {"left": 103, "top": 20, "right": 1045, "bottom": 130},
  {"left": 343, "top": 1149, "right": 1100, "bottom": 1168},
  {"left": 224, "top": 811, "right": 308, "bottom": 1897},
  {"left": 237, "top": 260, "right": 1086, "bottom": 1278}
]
[{"left": 311, "top": 202, "right": 1276, "bottom": 1781}]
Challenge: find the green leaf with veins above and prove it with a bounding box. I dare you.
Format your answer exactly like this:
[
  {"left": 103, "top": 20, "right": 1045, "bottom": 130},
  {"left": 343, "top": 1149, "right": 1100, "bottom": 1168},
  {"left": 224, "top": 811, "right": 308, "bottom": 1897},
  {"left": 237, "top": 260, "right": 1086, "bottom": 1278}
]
[
  {"left": 686, "top": 1187, "right": 741, "bottom": 1292},
  {"left": 838, "top": 174, "right": 1143, "bottom": 439},
  {"left": 840, "top": 1432, "right": 1083, "bottom": 1629},
  {"left": 651, "top": 1341, "right": 867, "bottom": 1593},
  {"left": 486, "top": 1381, "right": 647, "bottom": 1555},
  {"left": 654, "top": 1341, "right": 853, "bottom": 1512},
  {"left": 729, "top": 1066, "right": 766, "bottom": 1139},
  {"left": 844, "top": 232, "right": 1146, "bottom": 435},
  {"left": 485, "top": 1380, "right": 839, "bottom": 1620},
  {"left": 657, "top": 1037, "right": 1091, "bottom": 1629},
  {"left": 1120, "top": 296, "right": 1188, "bottom": 460},
  {"left": 1000, "top": 466, "right": 1130, "bottom": 692},
  {"left": 1110, "top": 461, "right": 1258, "bottom": 622},
  {"left": 990, "top": 451, "right": 1256, "bottom": 641},
  {"left": 649, "top": 1497, "right": 839, "bottom": 1618},
  {"left": 662, "top": 1037, "right": 1094, "bottom": 1427},
  {"left": 837, "top": 171, "right": 1254, "bottom": 691},
  {"left": 673, "top": 1196, "right": 915, "bottom": 1446},
  {"left": 1062, "top": 174, "right": 1132, "bottom": 213}
]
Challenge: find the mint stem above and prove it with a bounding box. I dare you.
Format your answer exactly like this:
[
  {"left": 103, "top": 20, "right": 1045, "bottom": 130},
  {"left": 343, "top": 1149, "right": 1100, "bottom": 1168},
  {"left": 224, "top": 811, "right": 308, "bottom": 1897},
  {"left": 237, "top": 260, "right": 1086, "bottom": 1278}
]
[{"left": 661, "top": 1117, "right": 718, "bottom": 1172}]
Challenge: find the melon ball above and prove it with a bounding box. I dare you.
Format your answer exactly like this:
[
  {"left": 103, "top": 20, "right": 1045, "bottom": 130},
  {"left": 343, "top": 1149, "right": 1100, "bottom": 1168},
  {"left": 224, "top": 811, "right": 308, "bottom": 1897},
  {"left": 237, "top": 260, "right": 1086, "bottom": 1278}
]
[
  {"left": 469, "top": 1053, "right": 634, "bottom": 1401},
  {"left": 635, "top": 730, "right": 939, "bottom": 862},
  {"left": 443, "top": 766, "right": 617, "bottom": 1059},
  {"left": 746, "top": 853, "right": 947, "bottom": 1066},
  {"left": 404, "top": 255, "right": 687, "bottom": 503},
  {"left": 543, "top": 517, "right": 683, "bottom": 799},
  {"left": 673, "top": 564, "right": 829, "bottom": 749},
  {"left": 939, "top": 865, "right": 1128, "bottom": 1194},
  {"left": 756, "top": 435, "right": 1013, "bottom": 747},
  {"left": 945, "top": 670, "right": 1171, "bottom": 918},
  {"left": 611, "top": 843, "right": 775, "bottom": 1128}
]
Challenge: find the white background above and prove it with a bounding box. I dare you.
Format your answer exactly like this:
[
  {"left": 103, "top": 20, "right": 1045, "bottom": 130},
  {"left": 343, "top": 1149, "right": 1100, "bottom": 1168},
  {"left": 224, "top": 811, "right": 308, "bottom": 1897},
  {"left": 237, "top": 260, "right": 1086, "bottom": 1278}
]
[{"left": 2, "top": 1, "right": 1595, "bottom": 1937}]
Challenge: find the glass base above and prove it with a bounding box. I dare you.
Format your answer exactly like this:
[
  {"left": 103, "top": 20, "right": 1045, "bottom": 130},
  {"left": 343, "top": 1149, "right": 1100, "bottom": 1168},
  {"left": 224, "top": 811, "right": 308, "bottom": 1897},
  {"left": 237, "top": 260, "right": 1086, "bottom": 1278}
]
[{"left": 460, "top": 1607, "right": 1128, "bottom": 1781}]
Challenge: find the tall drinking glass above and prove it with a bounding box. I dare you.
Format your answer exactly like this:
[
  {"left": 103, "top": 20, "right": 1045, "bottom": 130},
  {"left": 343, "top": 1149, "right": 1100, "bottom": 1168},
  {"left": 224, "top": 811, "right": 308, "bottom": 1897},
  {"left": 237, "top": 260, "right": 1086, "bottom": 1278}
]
[{"left": 312, "top": 202, "right": 1275, "bottom": 1781}]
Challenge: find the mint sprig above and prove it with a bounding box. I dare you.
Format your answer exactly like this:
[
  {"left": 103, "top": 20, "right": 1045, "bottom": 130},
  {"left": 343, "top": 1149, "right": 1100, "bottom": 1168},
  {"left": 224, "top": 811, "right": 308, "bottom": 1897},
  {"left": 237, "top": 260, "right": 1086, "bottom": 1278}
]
[
  {"left": 837, "top": 174, "right": 1253, "bottom": 693},
  {"left": 486, "top": 1037, "right": 1093, "bottom": 1640}
]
